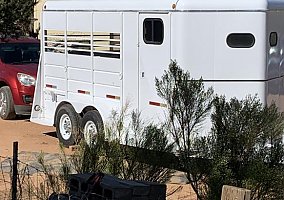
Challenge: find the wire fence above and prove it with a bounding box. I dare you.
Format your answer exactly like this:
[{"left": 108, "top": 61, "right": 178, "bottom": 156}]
[
  {"left": 0, "top": 142, "right": 193, "bottom": 200},
  {"left": 0, "top": 142, "right": 68, "bottom": 200}
]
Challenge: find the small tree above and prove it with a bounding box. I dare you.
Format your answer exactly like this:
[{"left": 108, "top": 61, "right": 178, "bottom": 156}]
[
  {"left": 0, "top": 0, "right": 38, "bottom": 38},
  {"left": 155, "top": 60, "right": 214, "bottom": 199}
]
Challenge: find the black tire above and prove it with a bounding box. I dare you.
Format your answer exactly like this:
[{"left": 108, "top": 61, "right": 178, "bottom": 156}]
[
  {"left": 81, "top": 110, "right": 104, "bottom": 145},
  {"left": 0, "top": 86, "right": 16, "bottom": 120},
  {"left": 55, "top": 104, "right": 81, "bottom": 147}
]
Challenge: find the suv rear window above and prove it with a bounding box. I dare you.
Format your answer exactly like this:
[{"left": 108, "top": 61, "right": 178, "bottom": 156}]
[{"left": 0, "top": 43, "right": 40, "bottom": 64}]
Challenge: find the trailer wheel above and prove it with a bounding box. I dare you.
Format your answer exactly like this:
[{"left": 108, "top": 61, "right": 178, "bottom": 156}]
[
  {"left": 55, "top": 104, "right": 80, "bottom": 147},
  {"left": 81, "top": 110, "right": 103, "bottom": 145},
  {"left": 0, "top": 86, "right": 16, "bottom": 120}
]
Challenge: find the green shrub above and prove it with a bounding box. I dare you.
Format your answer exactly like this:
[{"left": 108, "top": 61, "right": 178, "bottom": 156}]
[
  {"left": 156, "top": 60, "right": 284, "bottom": 200},
  {"left": 209, "top": 96, "right": 284, "bottom": 200},
  {"left": 103, "top": 109, "right": 174, "bottom": 182}
]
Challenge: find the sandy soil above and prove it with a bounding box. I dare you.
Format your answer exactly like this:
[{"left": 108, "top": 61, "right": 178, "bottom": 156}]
[
  {"left": 166, "top": 184, "right": 196, "bottom": 200},
  {"left": 0, "top": 117, "right": 60, "bottom": 157}
]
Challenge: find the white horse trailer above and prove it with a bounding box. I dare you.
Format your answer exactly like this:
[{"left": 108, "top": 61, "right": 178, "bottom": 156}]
[{"left": 31, "top": 0, "right": 284, "bottom": 146}]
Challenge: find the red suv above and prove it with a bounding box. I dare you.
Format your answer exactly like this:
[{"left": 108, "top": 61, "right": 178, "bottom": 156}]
[{"left": 0, "top": 37, "right": 40, "bottom": 119}]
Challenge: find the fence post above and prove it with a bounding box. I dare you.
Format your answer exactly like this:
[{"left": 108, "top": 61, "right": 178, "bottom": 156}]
[{"left": 12, "top": 141, "right": 18, "bottom": 200}]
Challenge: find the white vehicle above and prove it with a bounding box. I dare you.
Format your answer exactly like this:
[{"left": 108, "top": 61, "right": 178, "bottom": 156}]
[{"left": 31, "top": 0, "right": 284, "bottom": 146}]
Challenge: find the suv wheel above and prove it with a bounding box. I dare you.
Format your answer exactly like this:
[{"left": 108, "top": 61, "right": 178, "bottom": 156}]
[{"left": 0, "top": 86, "right": 16, "bottom": 120}]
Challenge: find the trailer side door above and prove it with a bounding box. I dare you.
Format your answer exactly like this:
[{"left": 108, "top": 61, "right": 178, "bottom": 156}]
[{"left": 139, "top": 14, "right": 171, "bottom": 122}]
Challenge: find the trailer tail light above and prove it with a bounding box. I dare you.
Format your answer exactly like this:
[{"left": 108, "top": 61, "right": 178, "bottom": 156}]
[{"left": 34, "top": 105, "right": 41, "bottom": 111}]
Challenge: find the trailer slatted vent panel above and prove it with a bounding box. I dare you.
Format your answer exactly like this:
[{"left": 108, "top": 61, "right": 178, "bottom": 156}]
[
  {"left": 93, "top": 32, "right": 120, "bottom": 59},
  {"left": 67, "top": 31, "right": 91, "bottom": 56},
  {"left": 44, "top": 30, "right": 65, "bottom": 54}
]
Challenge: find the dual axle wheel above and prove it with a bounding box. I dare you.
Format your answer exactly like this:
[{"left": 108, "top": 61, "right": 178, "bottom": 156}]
[{"left": 55, "top": 104, "right": 103, "bottom": 146}]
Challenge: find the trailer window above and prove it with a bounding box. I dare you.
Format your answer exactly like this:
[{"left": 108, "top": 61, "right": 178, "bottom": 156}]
[
  {"left": 226, "top": 33, "right": 255, "bottom": 48},
  {"left": 44, "top": 30, "right": 65, "bottom": 54},
  {"left": 269, "top": 32, "right": 278, "bottom": 47},
  {"left": 143, "top": 18, "right": 164, "bottom": 45}
]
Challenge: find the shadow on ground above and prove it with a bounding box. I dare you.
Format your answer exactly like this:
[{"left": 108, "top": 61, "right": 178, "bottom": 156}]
[
  {"left": 15, "top": 115, "right": 30, "bottom": 121},
  {"left": 43, "top": 131, "right": 57, "bottom": 138}
]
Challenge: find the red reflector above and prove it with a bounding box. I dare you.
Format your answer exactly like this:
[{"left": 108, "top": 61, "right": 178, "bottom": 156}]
[
  {"left": 106, "top": 94, "right": 120, "bottom": 100},
  {"left": 78, "top": 90, "right": 90, "bottom": 95},
  {"left": 149, "top": 101, "right": 160, "bottom": 106},
  {"left": 46, "top": 84, "right": 57, "bottom": 89},
  {"left": 106, "top": 94, "right": 115, "bottom": 99},
  {"left": 149, "top": 101, "right": 167, "bottom": 108}
]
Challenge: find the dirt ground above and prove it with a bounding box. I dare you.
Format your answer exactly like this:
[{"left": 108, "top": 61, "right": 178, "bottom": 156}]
[
  {"left": 0, "top": 116, "right": 59, "bottom": 157},
  {"left": 0, "top": 117, "right": 196, "bottom": 199}
]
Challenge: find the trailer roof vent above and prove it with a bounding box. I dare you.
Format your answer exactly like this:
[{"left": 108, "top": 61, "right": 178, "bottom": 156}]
[{"left": 226, "top": 33, "right": 255, "bottom": 48}]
